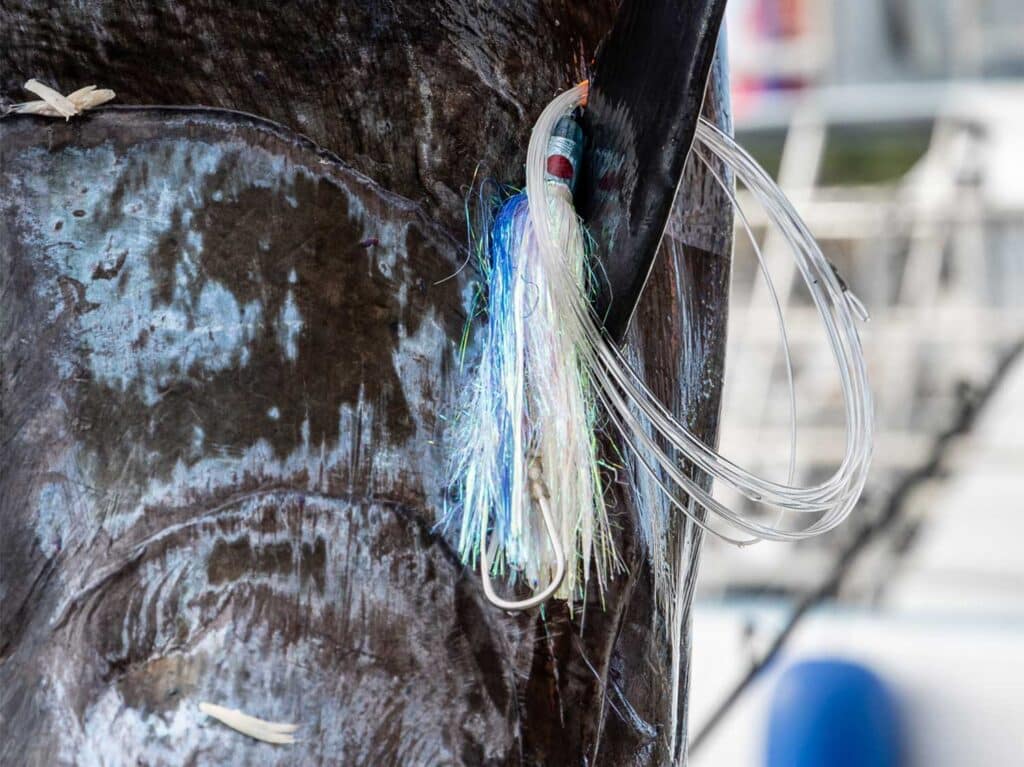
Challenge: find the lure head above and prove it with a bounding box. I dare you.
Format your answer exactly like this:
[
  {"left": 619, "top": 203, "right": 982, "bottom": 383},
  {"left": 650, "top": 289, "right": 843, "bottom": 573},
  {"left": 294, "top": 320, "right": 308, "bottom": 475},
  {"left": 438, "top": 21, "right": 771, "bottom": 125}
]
[{"left": 545, "top": 115, "right": 584, "bottom": 193}]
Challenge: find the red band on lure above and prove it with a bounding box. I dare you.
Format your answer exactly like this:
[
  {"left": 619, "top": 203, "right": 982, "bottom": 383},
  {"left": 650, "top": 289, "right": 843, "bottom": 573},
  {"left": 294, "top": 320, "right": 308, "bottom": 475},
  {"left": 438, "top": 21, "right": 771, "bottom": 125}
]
[
  {"left": 545, "top": 131, "right": 583, "bottom": 190},
  {"left": 546, "top": 154, "right": 574, "bottom": 181}
]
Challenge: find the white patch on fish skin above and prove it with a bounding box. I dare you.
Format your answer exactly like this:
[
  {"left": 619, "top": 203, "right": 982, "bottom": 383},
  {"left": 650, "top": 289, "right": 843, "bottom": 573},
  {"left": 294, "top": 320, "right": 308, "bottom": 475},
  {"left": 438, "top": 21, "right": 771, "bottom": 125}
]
[
  {"left": 10, "top": 132, "right": 459, "bottom": 559},
  {"left": 14, "top": 142, "right": 252, "bottom": 405},
  {"left": 34, "top": 482, "right": 70, "bottom": 558},
  {"left": 12, "top": 136, "right": 418, "bottom": 415},
  {"left": 132, "top": 304, "right": 455, "bottom": 512},
  {"left": 276, "top": 289, "right": 303, "bottom": 362},
  {"left": 191, "top": 425, "right": 206, "bottom": 453}
]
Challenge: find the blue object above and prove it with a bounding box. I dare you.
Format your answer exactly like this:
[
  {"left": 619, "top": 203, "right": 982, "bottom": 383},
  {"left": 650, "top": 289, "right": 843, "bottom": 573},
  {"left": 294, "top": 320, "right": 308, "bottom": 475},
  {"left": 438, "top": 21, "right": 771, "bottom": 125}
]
[{"left": 766, "top": 658, "right": 902, "bottom": 767}]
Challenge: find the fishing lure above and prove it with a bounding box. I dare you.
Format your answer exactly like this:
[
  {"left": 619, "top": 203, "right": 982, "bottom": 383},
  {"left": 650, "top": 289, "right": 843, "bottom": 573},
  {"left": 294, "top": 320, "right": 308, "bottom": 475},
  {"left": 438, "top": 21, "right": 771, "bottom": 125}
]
[
  {"left": 447, "top": 89, "right": 614, "bottom": 609},
  {"left": 447, "top": 81, "right": 872, "bottom": 611}
]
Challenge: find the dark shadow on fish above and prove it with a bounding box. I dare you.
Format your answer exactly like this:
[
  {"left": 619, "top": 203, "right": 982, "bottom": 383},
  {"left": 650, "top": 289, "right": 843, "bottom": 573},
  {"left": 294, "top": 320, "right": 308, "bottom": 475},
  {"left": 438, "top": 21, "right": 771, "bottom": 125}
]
[{"left": 578, "top": 0, "right": 729, "bottom": 342}]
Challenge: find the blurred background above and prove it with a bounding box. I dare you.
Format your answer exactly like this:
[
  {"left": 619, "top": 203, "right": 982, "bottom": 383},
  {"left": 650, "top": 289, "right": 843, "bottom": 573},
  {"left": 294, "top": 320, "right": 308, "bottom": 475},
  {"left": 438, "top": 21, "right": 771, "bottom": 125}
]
[{"left": 690, "top": 1, "right": 1024, "bottom": 764}]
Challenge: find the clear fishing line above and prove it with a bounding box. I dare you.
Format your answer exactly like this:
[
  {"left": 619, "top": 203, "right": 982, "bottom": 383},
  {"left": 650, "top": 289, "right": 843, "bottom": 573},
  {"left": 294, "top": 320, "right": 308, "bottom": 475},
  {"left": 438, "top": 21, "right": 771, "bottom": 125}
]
[{"left": 523, "top": 84, "right": 872, "bottom": 544}]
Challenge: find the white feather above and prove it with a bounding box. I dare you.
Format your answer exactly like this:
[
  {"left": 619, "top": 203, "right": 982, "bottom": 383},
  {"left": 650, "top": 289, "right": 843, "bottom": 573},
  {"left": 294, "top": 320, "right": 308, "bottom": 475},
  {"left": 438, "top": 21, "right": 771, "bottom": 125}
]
[{"left": 198, "top": 702, "right": 299, "bottom": 745}]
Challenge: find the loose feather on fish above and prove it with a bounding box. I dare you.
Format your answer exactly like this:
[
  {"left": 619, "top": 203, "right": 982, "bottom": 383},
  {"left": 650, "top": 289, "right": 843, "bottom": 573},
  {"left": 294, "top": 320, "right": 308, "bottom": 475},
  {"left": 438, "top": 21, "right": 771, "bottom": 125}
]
[
  {"left": 7, "top": 79, "right": 115, "bottom": 118},
  {"left": 198, "top": 702, "right": 300, "bottom": 745}
]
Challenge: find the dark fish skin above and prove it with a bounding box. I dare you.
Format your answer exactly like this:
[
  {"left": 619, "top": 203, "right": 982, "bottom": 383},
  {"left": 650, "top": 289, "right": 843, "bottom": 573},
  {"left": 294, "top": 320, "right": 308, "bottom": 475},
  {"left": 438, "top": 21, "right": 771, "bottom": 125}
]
[{"left": 0, "top": 2, "right": 731, "bottom": 764}]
